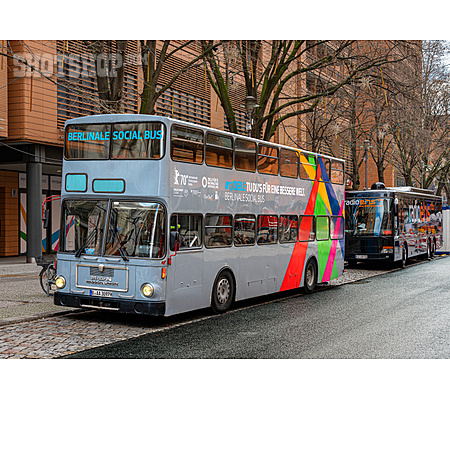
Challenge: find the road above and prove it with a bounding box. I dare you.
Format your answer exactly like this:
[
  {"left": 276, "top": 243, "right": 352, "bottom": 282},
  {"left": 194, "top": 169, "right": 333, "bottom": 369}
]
[{"left": 65, "top": 256, "right": 450, "bottom": 358}]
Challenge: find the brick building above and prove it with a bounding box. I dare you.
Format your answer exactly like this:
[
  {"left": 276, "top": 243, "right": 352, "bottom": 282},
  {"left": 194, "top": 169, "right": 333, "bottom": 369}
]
[{"left": 0, "top": 40, "right": 421, "bottom": 258}]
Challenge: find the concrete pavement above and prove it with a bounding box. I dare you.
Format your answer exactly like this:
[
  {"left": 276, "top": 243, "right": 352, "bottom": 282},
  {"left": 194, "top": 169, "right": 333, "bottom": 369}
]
[{"left": 0, "top": 257, "right": 77, "bottom": 326}]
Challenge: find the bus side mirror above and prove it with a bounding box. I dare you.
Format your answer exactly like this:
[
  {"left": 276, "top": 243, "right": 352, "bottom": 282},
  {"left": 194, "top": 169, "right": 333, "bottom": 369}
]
[
  {"left": 170, "top": 231, "right": 180, "bottom": 252},
  {"left": 42, "top": 210, "right": 50, "bottom": 229}
]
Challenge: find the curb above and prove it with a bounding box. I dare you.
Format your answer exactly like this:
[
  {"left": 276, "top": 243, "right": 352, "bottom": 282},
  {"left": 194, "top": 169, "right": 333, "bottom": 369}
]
[{"left": 0, "top": 308, "right": 80, "bottom": 328}]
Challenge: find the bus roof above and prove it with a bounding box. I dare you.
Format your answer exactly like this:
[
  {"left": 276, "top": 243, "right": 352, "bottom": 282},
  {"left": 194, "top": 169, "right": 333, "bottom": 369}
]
[
  {"left": 346, "top": 186, "right": 442, "bottom": 200},
  {"left": 65, "top": 114, "right": 345, "bottom": 163}
]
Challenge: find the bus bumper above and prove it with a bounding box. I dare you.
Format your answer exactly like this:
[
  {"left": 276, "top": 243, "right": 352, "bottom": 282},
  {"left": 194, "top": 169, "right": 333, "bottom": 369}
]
[
  {"left": 346, "top": 254, "right": 394, "bottom": 263},
  {"left": 54, "top": 292, "right": 166, "bottom": 316}
]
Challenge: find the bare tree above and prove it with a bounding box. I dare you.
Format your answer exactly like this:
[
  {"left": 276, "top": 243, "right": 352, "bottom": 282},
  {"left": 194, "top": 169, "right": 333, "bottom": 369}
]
[
  {"left": 391, "top": 40, "right": 450, "bottom": 192},
  {"left": 139, "top": 40, "right": 219, "bottom": 114},
  {"left": 85, "top": 40, "right": 220, "bottom": 115},
  {"left": 86, "top": 40, "right": 128, "bottom": 114},
  {"left": 201, "top": 40, "right": 406, "bottom": 143}
]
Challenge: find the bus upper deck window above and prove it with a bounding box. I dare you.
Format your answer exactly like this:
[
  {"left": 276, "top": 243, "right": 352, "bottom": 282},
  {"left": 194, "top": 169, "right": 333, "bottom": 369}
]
[
  {"left": 330, "top": 160, "right": 344, "bottom": 185},
  {"left": 111, "top": 123, "right": 165, "bottom": 159},
  {"left": 280, "top": 148, "right": 299, "bottom": 178},
  {"left": 171, "top": 126, "right": 204, "bottom": 164},
  {"left": 318, "top": 157, "right": 331, "bottom": 182},
  {"left": 258, "top": 145, "right": 279, "bottom": 175},
  {"left": 235, "top": 139, "right": 256, "bottom": 172},
  {"left": 205, "top": 132, "right": 233, "bottom": 168},
  {"left": 299, "top": 152, "right": 316, "bottom": 180},
  {"left": 65, "top": 124, "right": 110, "bottom": 160}
]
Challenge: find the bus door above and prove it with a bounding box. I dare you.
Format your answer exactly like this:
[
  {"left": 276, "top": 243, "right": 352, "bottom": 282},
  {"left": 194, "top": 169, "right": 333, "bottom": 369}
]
[
  {"left": 393, "top": 196, "right": 402, "bottom": 260},
  {"left": 167, "top": 214, "right": 204, "bottom": 315}
]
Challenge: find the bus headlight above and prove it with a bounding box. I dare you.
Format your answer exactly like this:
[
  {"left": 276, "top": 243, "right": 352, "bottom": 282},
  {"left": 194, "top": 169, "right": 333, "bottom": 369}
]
[
  {"left": 381, "top": 247, "right": 394, "bottom": 254},
  {"left": 55, "top": 276, "right": 66, "bottom": 289},
  {"left": 141, "top": 283, "right": 154, "bottom": 298}
]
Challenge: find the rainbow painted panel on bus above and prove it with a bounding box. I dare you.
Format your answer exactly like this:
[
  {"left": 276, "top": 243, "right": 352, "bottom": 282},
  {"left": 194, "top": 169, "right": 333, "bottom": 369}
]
[{"left": 280, "top": 157, "right": 344, "bottom": 292}]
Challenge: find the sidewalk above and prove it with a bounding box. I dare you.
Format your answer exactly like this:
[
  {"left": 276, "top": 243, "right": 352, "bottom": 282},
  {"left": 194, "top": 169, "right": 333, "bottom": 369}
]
[{"left": 0, "top": 258, "right": 76, "bottom": 326}]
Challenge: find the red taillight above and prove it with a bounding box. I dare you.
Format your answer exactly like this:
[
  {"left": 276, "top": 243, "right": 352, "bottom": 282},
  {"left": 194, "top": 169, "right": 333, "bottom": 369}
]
[{"left": 161, "top": 268, "right": 166, "bottom": 279}]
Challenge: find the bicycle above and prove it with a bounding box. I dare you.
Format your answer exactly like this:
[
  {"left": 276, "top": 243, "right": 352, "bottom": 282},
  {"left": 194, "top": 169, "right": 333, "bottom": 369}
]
[{"left": 36, "top": 256, "right": 57, "bottom": 296}]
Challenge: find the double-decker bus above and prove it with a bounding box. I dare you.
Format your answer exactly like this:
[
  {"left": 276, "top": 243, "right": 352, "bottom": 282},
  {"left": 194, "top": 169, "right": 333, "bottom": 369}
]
[
  {"left": 53, "top": 114, "right": 346, "bottom": 317},
  {"left": 345, "top": 183, "right": 443, "bottom": 268}
]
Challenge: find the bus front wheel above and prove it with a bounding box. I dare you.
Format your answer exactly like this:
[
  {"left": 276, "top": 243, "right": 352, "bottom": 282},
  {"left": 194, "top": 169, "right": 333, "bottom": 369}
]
[
  {"left": 303, "top": 258, "right": 317, "bottom": 294},
  {"left": 211, "top": 270, "right": 235, "bottom": 314}
]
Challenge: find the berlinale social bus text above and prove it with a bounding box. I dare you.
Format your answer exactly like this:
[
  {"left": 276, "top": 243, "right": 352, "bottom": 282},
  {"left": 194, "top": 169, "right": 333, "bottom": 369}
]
[{"left": 53, "top": 115, "right": 346, "bottom": 317}]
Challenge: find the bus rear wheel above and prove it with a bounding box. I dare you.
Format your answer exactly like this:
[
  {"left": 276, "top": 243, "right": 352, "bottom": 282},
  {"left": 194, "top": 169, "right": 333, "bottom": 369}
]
[
  {"left": 211, "top": 270, "right": 235, "bottom": 314},
  {"left": 303, "top": 258, "right": 317, "bottom": 294}
]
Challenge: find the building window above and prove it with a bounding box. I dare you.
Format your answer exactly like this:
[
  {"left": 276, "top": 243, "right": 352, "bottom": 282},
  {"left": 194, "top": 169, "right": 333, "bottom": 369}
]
[{"left": 157, "top": 86, "right": 210, "bottom": 126}]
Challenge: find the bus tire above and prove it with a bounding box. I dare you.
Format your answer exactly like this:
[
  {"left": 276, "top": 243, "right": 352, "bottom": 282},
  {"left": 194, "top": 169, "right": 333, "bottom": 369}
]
[
  {"left": 430, "top": 240, "right": 435, "bottom": 258},
  {"left": 426, "top": 240, "right": 431, "bottom": 260},
  {"left": 211, "top": 270, "right": 235, "bottom": 314},
  {"left": 303, "top": 258, "right": 317, "bottom": 294}
]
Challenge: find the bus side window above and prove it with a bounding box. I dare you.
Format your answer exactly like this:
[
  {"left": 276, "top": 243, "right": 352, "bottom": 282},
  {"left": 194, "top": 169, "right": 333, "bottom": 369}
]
[
  {"left": 316, "top": 216, "right": 329, "bottom": 240},
  {"left": 299, "top": 152, "right": 316, "bottom": 180},
  {"left": 258, "top": 145, "right": 279, "bottom": 175},
  {"left": 279, "top": 215, "right": 298, "bottom": 243},
  {"left": 280, "top": 148, "right": 299, "bottom": 178},
  {"left": 171, "top": 214, "right": 203, "bottom": 249},
  {"left": 205, "top": 215, "right": 232, "bottom": 248},
  {"left": 299, "top": 215, "right": 315, "bottom": 241},
  {"left": 318, "top": 157, "right": 330, "bottom": 182},
  {"left": 257, "top": 215, "right": 278, "bottom": 244},
  {"left": 205, "top": 133, "right": 233, "bottom": 168},
  {"left": 330, "top": 216, "right": 344, "bottom": 239},
  {"left": 234, "top": 214, "right": 256, "bottom": 246},
  {"left": 235, "top": 138, "right": 256, "bottom": 172},
  {"left": 171, "top": 126, "right": 204, "bottom": 164},
  {"left": 330, "top": 160, "right": 344, "bottom": 185}
]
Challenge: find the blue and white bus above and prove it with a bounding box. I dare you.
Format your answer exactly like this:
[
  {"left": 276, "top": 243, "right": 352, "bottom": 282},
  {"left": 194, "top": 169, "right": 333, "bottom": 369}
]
[{"left": 54, "top": 114, "right": 346, "bottom": 316}]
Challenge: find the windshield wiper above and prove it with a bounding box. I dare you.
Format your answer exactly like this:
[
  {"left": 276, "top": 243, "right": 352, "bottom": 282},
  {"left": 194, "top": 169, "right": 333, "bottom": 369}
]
[
  {"left": 75, "top": 228, "right": 98, "bottom": 258},
  {"left": 109, "top": 227, "right": 129, "bottom": 262}
]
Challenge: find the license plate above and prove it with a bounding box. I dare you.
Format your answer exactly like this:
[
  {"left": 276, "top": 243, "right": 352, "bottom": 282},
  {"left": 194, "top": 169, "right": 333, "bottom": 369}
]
[
  {"left": 355, "top": 255, "right": 368, "bottom": 259},
  {"left": 90, "top": 289, "right": 113, "bottom": 298}
]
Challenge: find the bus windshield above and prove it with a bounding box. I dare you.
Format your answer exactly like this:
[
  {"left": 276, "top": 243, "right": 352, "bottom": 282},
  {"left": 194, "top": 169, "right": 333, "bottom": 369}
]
[
  {"left": 61, "top": 200, "right": 109, "bottom": 255},
  {"left": 61, "top": 200, "right": 166, "bottom": 259},
  {"left": 345, "top": 197, "right": 393, "bottom": 236},
  {"left": 105, "top": 201, "right": 166, "bottom": 259}
]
